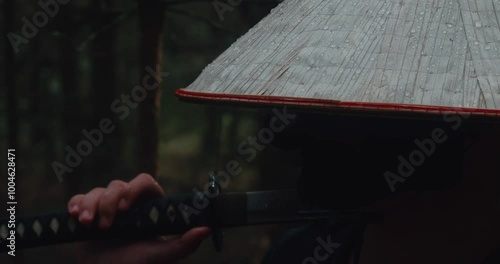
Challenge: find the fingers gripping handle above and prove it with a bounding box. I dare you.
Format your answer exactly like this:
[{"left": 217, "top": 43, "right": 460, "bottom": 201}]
[{"left": 0, "top": 193, "right": 209, "bottom": 252}]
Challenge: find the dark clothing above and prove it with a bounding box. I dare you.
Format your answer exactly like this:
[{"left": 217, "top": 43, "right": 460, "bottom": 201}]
[
  {"left": 262, "top": 218, "right": 365, "bottom": 264},
  {"left": 263, "top": 218, "right": 500, "bottom": 264}
]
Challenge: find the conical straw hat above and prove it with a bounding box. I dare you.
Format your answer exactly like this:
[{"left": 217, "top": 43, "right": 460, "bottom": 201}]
[{"left": 177, "top": 0, "right": 500, "bottom": 117}]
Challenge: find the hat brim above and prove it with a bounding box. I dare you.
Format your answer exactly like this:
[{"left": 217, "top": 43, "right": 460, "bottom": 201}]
[{"left": 177, "top": 89, "right": 500, "bottom": 120}]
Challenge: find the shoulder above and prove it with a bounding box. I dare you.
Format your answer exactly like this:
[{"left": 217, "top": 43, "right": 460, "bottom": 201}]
[{"left": 482, "top": 249, "right": 500, "bottom": 264}]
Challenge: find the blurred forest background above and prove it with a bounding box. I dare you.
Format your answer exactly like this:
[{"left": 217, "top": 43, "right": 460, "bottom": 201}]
[{"left": 0, "top": 0, "right": 306, "bottom": 263}]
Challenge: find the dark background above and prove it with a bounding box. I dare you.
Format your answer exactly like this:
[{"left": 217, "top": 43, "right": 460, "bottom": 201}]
[{"left": 0, "top": 0, "right": 306, "bottom": 263}]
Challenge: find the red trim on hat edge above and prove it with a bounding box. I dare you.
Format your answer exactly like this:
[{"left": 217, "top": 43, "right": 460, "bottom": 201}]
[{"left": 176, "top": 89, "right": 500, "bottom": 117}]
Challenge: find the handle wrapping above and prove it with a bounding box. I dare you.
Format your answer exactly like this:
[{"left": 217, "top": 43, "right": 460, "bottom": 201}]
[{"left": 0, "top": 193, "right": 210, "bottom": 251}]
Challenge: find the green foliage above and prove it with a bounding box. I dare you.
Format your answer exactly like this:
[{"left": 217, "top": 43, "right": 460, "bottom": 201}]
[{"left": 1, "top": 1, "right": 294, "bottom": 263}]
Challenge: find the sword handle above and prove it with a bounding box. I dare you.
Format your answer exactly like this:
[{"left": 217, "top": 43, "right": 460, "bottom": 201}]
[{"left": 0, "top": 193, "right": 210, "bottom": 252}]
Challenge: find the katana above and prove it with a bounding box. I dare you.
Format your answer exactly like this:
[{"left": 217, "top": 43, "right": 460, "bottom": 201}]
[{"left": 0, "top": 179, "right": 332, "bottom": 252}]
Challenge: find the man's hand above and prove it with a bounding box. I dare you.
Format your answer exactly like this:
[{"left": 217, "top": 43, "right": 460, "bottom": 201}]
[{"left": 67, "top": 173, "right": 211, "bottom": 264}]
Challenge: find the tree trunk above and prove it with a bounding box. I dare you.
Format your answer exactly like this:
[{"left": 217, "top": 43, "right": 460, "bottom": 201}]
[
  {"left": 5, "top": 0, "right": 18, "bottom": 149},
  {"left": 60, "top": 34, "right": 81, "bottom": 193},
  {"left": 137, "top": 0, "right": 166, "bottom": 178},
  {"left": 90, "top": 11, "right": 118, "bottom": 183}
]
